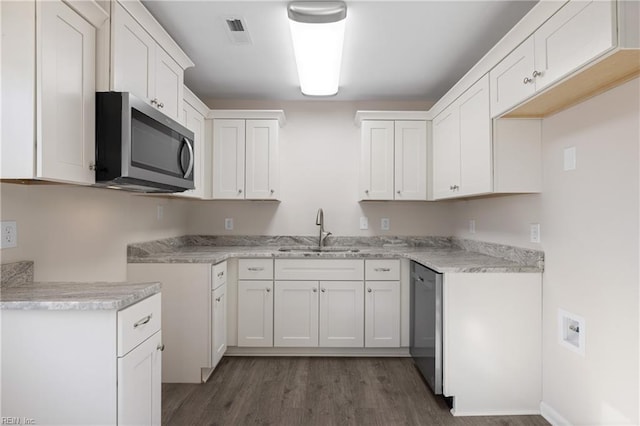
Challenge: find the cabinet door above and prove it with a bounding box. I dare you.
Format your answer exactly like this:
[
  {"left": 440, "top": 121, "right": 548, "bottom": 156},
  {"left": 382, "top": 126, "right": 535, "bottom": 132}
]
[
  {"left": 489, "top": 37, "right": 535, "bottom": 117},
  {"left": 38, "top": 0, "right": 95, "bottom": 185},
  {"left": 274, "top": 281, "right": 319, "bottom": 347},
  {"left": 154, "top": 47, "right": 184, "bottom": 121},
  {"left": 365, "top": 281, "right": 400, "bottom": 347},
  {"left": 212, "top": 119, "right": 245, "bottom": 199},
  {"left": 319, "top": 281, "right": 364, "bottom": 348},
  {"left": 394, "top": 120, "right": 427, "bottom": 200},
  {"left": 117, "top": 331, "right": 162, "bottom": 426},
  {"left": 180, "top": 102, "right": 206, "bottom": 198},
  {"left": 212, "top": 283, "right": 227, "bottom": 368},
  {"left": 360, "top": 120, "right": 394, "bottom": 200},
  {"left": 245, "top": 120, "right": 279, "bottom": 200},
  {"left": 431, "top": 104, "right": 460, "bottom": 199},
  {"left": 237, "top": 281, "right": 273, "bottom": 347},
  {"left": 458, "top": 75, "right": 492, "bottom": 196},
  {"left": 533, "top": 0, "right": 615, "bottom": 92},
  {"left": 112, "top": 2, "right": 155, "bottom": 102}
]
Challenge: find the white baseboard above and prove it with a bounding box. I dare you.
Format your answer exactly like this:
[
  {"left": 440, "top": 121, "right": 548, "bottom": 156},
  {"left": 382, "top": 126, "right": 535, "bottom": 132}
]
[
  {"left": 225, "top": 346, "right": 410, "bottom": 357},
  {"left": 540, "top": 401, "right": 572, "bottom": 426}
]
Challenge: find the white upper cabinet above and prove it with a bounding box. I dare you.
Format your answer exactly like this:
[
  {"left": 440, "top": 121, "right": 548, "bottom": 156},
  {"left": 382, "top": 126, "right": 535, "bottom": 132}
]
[
  {"left": 210, "top": 111, "right": 285, "bottom": 200},
  {"left": 357, "top": 112, "right": 429, "bottom": 201},
  {"left": 359, "top": 120, "right": 395, "bottom": 200},
  {"left": 245, "top": 120, "right": 280, "bottom": 200},
  {"left": 1, "top": 0, "right": 105, "bottom": 185},
  {"left": 180, "top": 87, "right": 210, "bottom": 199},
  {"left": 111, "top": 1, "right": 192, "bottom": 122},
  {"left": 432, "top": 75, "right": 492, "bottom": 199},
  {"left": 490, "top": 0, "right": 616, "bottom": 117},
  {"left": 212, "top": 119, "right": 247, "bottom": 199},
  {"left": 394, "top": 121, "right": 428, "bottom": 200}
]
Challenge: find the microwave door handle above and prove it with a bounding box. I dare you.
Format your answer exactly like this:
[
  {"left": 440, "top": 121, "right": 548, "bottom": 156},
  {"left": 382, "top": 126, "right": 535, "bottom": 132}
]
[{"left": 181, "top": 138, "right": 194, "bottom": 178}]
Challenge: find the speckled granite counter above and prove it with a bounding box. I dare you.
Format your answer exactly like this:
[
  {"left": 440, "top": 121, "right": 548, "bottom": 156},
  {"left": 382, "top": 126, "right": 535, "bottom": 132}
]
[
  {"left": 0, "top": 281, "right": 160, "bottom": 310},
  {"left": 0, "top": 260, "right": 161, "bottom": 310},
  {"left": 127, "top": 236, "right": 544, "bottom": 273}
]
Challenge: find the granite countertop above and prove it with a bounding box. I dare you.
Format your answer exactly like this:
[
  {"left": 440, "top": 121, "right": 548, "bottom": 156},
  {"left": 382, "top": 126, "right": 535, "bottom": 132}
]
[
  {"left": 127, "top": 236, "right": 544, "bottom": 273},
  {"left": 0, "top": 262, "right": 161, "bottom": 310}
]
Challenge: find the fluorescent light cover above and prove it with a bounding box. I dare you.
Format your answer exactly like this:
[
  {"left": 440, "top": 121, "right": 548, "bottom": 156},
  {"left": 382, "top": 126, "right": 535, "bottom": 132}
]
[{"left": 288, "top": 9, "right": 346, "bottom": 96}]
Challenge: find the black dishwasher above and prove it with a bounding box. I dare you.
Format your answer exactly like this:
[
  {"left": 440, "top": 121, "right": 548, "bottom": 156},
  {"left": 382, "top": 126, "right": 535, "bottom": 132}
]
[{"left": 410, "top": 261, "right": 443, "bottom": 394}]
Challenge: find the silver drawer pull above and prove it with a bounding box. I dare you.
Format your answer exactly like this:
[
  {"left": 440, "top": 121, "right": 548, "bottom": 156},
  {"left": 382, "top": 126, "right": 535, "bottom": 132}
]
[
  {"left": 374, "top": 268, "right": 391, "bottom": 272},
  {"left": 133, "top": 314, "right": 152, "bottom": 328},
  {"left": 157, "top": 343, "right": 165, "bottom": 351},
  {"left": 215, "top": 297, "right": 221, "bottom": 302},
  {"left": 367, "top": 288, "right": 372, "bottom": 293},
  {"left": 217, "top": 271, "right": 224, "bottom": 278},
  {"left": 248, "top": 267, "right": 265, "bottom": 271},
  {"left": 266, "top": 288, "right": 271, "bottom": 293}
]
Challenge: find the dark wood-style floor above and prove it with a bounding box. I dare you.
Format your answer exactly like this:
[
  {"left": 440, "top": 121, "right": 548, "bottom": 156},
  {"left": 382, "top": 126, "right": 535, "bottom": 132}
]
[{"left": 162, "top": 357, "right": 549, "bottom": 426}]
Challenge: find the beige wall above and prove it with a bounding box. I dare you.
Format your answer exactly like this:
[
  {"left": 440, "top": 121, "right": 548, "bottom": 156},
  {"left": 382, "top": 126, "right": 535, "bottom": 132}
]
[
  {"left": 0, "top": 184, "right": 190, "bottom": 281},
  {"left": 188, "top": 100, "right": 455, "bottom": 237},
  {"left": 452, "top": 78, "right": 640, "bottom": 424}
]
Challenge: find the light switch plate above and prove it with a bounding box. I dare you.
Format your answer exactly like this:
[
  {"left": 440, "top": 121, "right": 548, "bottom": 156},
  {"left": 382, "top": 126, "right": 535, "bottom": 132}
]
[
  {"left": 530, "top": 223, "right": 541, "bottom": 243},
  {"left": 381, "top": 218, "right": 390, "bottom": 231},
  {"left": 564, "top": 147, "right": 576, "bottom": 171},
  {"left": 359, "top": 217, "right": 368, "bottom": 230},
  {"left": 469, "top": 219, "right": 476, "bottom": 234}
]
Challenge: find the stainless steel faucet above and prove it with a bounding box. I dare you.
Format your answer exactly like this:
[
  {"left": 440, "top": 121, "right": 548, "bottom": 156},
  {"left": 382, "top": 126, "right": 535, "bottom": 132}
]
[{"left": 316, "top": 208, "right": 332, "bottom": 248}]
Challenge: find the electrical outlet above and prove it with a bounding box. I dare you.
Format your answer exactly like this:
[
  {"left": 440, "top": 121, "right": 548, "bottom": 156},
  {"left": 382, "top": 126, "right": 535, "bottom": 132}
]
[
  {"left": 225, "top": 218, "right": 234, "bottom": 230},
  {"left": 381, "top": 218, "right": 390, "bottom": 231},
  {"left": 564, "top": 147, "right": 577, "bottom": 171},
  {"left": 359, "top": 217, "right": 368, "bottom": 230},
  {"left": 156, "top": 206, "right": 164, "bottom": 221},
  {"left": 530, "top": 223, "right": 541, "bottom": 243},
  {"left": 1, "top": 221, "right": 18, "bottom": 249},
  {"left": 469, "top": 219, "right": 476, "bottom": 234}
]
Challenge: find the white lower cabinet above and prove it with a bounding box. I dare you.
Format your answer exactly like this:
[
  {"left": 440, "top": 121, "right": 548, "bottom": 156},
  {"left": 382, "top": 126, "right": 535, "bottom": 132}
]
[
  {"left": 365, "top": 281, "right": 400, "bottom": 348},
  {"left": 127, "top": 262, "right": 227, "bottom": 383},
  {"left": 364, "top": 259, "right": 401, "bottom": 348},
  {"left": 211, "top": 262, "right": 228, "bottom": 369},
  {"left": 117, "top": 329, "right": 163, "bottom": 426},
  {"left": 237, "top": 259, "right": 275, "bottom": 347},
  {"left": 1, "top": 293, "right": 162, "bottom": 425},
  {"left": 319, "top": 281, "right": 364, "bottom": 347},
  {"left": 274, "top": 281, "right": 320, "bottom": 347}
]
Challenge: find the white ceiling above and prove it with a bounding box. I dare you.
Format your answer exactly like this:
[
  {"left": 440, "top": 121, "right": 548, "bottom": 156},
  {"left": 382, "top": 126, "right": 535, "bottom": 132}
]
[{"left": 142, "top": 0, "right": 538, "bottom": 102}]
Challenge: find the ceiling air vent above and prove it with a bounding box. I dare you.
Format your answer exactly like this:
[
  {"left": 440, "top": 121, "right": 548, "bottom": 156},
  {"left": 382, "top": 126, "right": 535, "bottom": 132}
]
[{"left": 224, "top": 17, "right": 252, "bottom": 45}]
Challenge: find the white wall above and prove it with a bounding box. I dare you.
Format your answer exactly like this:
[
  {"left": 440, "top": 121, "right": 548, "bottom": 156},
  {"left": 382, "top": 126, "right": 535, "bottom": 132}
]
[
  {"left": 452, "top": 78, "right": 640, "bottom": 425},
  {"left": 0, "top": 184, "right": 190, "bottom": 281},
  {"left": 188, "top": 99, "right": 455, "bottom": 237}
]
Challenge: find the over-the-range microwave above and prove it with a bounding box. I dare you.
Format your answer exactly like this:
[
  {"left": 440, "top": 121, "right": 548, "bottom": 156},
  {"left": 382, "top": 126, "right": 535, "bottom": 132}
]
[{"left": 95, "top": 92, "right": 195, "bottom": 193}]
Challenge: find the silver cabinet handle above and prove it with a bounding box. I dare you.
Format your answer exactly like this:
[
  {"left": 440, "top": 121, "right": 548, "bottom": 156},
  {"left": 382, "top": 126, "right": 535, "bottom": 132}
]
[
  {"left": 158, "top": 102, "right": 164, "bottom": 109},
  {"left": 238, "top": 189, "right": 243, "bottom": 194},
  {"left": 532, "top": 70, "right": 542, "bottom": 78},
  {"left": 266, "top": 288, "right": 271, "bottom": 293},
  {"left": 321, "top": 288, "right": 326, "bottom": 293},
  {"left": 312, "top": 288, "right": 318, "bottom": 293},
  {"left": 134, "top": 314, "right": 152, "bottom": 328},
  {"left": 374, "top": 267, "right": 391, "bottom": 272},
  {"left": 449, "top": 185, "right": 459, "bottom": 191},
  {"left": 270, "top": 189, "right": 275, "bottom": 194},
  {"left": 157, "top": 343, "right": 165, "bottom": 351},
  {"left": 365, "top": 190, "right": 369, "bottom": 195},
  {"left": 397, "top": 190, "right": 401, "bottom": 194},
  {"left": 150, "top": 98, "right": 158, "bottom": 106},
  {"left": 523, "top": 77, "right": 533, "bottom": 84},
  {"left": 248, "top": 267, "right": 265, "bottom": 271},
  {"left": 215, "top": 297, "right": 221, "bottom": 302}
]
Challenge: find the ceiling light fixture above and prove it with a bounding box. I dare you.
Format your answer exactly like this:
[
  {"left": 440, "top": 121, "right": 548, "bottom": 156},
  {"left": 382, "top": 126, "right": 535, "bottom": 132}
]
[{"left": 287, "top": 1, "right": 347, "bottom": 97}]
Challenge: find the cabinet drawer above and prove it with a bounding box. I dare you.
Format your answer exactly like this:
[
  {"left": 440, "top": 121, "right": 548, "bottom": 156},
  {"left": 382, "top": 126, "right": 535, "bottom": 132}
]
[
  {"left": 275, "top": 259, "right": 364, "bottom": 281},
  {"left": 213, "top": 261, "right": 227, "bottom": 289},
  {"left": 118, "top": 293, "right": 162, "bottom": 357},
  {"left": 365, "top": 259, "right": 400, "bottom": 281},
  {"left": 239, "top": 258, "right": 273, "bottom": 280}
]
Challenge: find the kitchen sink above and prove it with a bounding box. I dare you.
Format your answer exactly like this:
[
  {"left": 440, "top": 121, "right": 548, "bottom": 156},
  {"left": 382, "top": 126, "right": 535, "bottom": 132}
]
[{"left": 278, "top": 246, "right": 360, "bottom": 253}]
